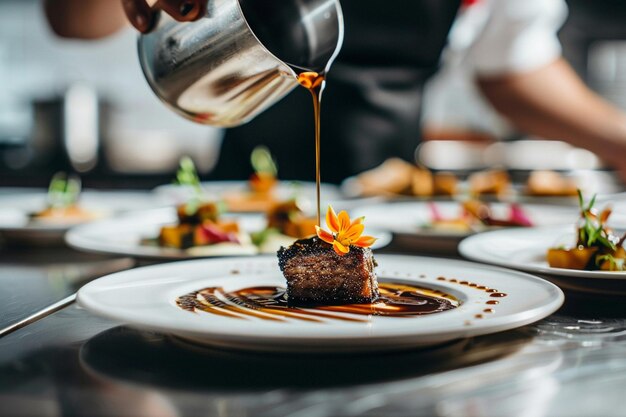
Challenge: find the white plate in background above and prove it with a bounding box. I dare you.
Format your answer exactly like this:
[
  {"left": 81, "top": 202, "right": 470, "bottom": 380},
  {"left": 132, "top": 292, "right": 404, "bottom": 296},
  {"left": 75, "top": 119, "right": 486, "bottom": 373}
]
[
  {"left": 353, "top": 201, "right": 579, "bottom": 239},
  {"left": 66, "top": 208, "right": 391, "bottom": 260},
  {"left": 0, "top": 190, "right": 163, "bottom": 244},
  {"left": 459, "top": 225, "right": 626, "bottom": 280}
]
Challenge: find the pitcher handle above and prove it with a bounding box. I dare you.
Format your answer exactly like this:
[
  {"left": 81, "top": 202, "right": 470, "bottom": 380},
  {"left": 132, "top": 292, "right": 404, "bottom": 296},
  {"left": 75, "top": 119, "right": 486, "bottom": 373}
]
[{"left": 122, "top": 0, "right": 207, "bottom": 33}]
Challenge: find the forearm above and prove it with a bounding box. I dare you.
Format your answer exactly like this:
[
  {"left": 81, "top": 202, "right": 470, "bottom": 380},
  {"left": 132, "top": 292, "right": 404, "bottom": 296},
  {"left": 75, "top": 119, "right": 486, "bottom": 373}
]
[
  {"left": 477, "top": 59, "right": 626, "bottom": 173},
  {"left": 44, "top": 0, "right": 127, "bottom": 39}
]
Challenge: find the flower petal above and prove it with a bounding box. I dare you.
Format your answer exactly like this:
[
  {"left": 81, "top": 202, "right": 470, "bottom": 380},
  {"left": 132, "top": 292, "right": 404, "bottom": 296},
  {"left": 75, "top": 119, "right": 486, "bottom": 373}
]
[
  {"left": 338, "top": 210, "right": 351, "bottom": 232},
  {"left": 333, "top": 240, "right": 349, "bottom": 255},
  {"left": 350, "top": 216, "right": 365, "bottom": 227},
  {"left": 316, "top": 226, "right": 335, "bottom": 244},
  {"left": 344, "top": 223, "right": 365, "bottom": 241},
  {"left": 354, "top": 235, "right": 377, "bottom": 247},
  {"left": 326, "top": 206, "right": 340, "bottom": 233}
]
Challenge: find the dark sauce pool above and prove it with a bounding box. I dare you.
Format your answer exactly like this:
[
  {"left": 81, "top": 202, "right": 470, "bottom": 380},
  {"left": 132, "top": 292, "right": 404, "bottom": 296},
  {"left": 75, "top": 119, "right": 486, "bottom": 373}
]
[{"left": 177, "top": 282, "right": 459, "bottom": 323}]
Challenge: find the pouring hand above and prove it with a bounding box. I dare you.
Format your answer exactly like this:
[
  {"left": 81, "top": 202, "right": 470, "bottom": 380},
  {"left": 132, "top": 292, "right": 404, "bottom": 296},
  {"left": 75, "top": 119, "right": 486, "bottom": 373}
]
[{"left": 122, "top": 0, "right": 206, "bottom": 33}]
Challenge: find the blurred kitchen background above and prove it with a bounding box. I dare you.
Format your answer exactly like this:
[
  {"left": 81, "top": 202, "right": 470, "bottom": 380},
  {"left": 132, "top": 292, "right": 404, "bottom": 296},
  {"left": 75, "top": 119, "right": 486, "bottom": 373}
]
[
  {"left": 0, "top": 0, "right": 223, "bottom": 188},
  {"left": 0, "top": 0, "right": 625, "bottom": 188}
]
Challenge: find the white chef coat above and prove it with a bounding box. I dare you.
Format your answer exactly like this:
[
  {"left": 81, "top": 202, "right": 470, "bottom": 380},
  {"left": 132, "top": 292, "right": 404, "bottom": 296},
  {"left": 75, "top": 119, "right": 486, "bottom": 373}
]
[
  {"left": 460, "top": 0, "right": 568, "bottom": 75},
  {"left": 422, "top": 0, "right": 569, "bottom": 135}
]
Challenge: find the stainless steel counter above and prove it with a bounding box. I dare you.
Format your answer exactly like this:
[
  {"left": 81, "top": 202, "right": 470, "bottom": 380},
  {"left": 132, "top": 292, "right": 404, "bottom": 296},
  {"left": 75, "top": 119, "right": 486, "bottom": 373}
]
[
  {"left": 0, "top": 247, "right": 133, "bottom": 331},
  {"left": 0, "top": 247, "right": 625, "bottom": 417}
]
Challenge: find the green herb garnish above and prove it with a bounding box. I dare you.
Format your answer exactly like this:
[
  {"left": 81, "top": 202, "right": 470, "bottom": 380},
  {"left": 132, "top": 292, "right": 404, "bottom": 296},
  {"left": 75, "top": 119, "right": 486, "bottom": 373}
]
[
  {"left": 251, "top": 227, "right": 280, "bottom": 247},
  {"left": 173, "top": 157, "right": 227, "bottom": 217},
  {"left": 175, "top": 157, "right": 204, "bottom": 216},
  {"left": 250, "top": 146, "right": 278, "bottom": 176},
  {"left": 595, "top": 253, "right": 625, "bottom": 271},
  {"left": 47, "top": 172, "right": 81, "bottom": 208},
  {"left": 176, "top": 157, "right": 202, "bottom": 193},
  {"left": 577, "top": 190, "right": 616, "bottom": 251}
]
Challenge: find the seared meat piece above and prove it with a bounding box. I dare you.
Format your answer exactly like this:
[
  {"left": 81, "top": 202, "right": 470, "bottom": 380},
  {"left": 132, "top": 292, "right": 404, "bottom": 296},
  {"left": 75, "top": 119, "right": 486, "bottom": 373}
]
[{"left": 277, "top": 237, "right": 378, "bottom": 306}]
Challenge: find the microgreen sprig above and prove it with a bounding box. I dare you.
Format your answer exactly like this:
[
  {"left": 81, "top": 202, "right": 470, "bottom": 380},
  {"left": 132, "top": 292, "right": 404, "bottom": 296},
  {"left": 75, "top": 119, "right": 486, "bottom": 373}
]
[
  {"left": 250, "top": 146, "right": 278, "bottom": 177},
  {"left": 576, "top": 189, "right": 616, "bottom": 251},
  {"left": 176, "top": 157, "right": 202, "bottom": 194},
  {"left": 175, "top": 157, "right": 204, "bottom": 216},
  {"left": 595, "top": 253, "right": 625, "bottom": 271},
  {"left": 47, "top": 172, "right": 81, "bottom": 209}
]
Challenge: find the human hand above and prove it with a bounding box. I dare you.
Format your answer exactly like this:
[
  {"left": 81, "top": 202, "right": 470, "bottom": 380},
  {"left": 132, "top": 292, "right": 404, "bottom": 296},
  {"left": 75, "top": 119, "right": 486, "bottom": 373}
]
[{"left": 121, "top": 0, "right": 206, "bottom": 33}]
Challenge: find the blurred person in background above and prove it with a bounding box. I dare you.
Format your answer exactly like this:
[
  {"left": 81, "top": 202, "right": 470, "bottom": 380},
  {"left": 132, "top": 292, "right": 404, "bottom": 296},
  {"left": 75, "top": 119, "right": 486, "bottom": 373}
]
[{"left": 45, "top": 0, "right": 626, "bottom": 183}]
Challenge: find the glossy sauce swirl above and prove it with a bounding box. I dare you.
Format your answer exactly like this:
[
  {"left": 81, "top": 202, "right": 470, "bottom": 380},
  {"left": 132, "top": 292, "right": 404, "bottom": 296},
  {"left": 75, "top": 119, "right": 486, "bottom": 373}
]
[{"left": 177, "top": 282, "right": 459, "bottom": 323}]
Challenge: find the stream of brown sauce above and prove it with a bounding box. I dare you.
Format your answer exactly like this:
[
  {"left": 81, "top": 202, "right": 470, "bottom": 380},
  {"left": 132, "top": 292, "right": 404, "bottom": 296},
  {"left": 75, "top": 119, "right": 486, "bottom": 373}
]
[
  {"left": 177, "top": 282, "right": 458, "bottom": 323},
  {"left": 296, "top": 71, "right": 325, "bottom": 226}
]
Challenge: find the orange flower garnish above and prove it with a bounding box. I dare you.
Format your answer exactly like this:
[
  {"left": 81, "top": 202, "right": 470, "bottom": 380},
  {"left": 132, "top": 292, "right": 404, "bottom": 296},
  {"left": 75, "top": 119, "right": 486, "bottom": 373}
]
[{"left": 315, "top": 206, "right": 377, "bottom": 256}]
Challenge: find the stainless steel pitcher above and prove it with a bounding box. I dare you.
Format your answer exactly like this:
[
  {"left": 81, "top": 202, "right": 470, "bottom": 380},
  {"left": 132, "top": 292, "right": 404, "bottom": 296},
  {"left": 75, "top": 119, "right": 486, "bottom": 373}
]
[{"left": 124, "top": 0, "right": 344, "bottom": 127}]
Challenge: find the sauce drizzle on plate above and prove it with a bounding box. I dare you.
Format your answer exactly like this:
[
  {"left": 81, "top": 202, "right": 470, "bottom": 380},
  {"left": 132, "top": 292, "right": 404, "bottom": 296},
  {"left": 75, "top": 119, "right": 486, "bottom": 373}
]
[{"left": 177, "top": 282, "right": 458, "bottom": 323}]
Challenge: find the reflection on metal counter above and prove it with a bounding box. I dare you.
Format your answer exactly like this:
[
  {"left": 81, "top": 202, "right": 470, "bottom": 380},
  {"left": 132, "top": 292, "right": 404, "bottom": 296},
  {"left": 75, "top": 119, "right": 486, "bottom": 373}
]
[{"left": 0, "top": 291, "right": 624, "bottom": 417}]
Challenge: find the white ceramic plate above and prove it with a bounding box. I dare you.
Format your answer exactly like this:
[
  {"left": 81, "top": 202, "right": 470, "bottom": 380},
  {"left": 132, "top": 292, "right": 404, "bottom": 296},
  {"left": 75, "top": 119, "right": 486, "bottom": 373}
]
[
  {"left": 77, "top": 255, "right": 563, "bottom": 353},
  {"left": 354, "top": 201, "right": 579, "bottom": 239},
  {"left": 66, "top": 208, "right": 391, "bottom": 260},
  {"left": 154, "top": 180, "right": 343, "bottom": 206},
  {"left": 0, "top": 190, "right": 163, "bottom": 243},
  {"left": 459, "top": 225, "right": 626, "bottom": 279},
  {"left": 352, "top": 201, "right": 579, "bottom": 255}
]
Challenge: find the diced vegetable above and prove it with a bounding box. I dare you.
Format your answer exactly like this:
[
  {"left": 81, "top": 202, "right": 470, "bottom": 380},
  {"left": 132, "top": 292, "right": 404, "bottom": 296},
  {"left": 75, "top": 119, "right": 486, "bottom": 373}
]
[
  {"left": 159, "top": 224, "right": 194, "bottom": 248},
  {"left": 194, "top": 222, "right": 239, "bottom": 245},
  {"left": 249, "top": 172, "right": 277, "bottom": 194},
  {"left": 546, "top": 247, "right": 598, "bottom": 270}
]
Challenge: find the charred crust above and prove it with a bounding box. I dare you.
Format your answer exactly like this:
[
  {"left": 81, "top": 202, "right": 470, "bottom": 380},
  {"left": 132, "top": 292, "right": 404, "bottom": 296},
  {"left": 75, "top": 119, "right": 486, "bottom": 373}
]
[
  {"left": 277, "top": 237, "right": 367, "bottom": 271},
  {"left": 277, "top": 237, "right": 379, "bottom": 306}
]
